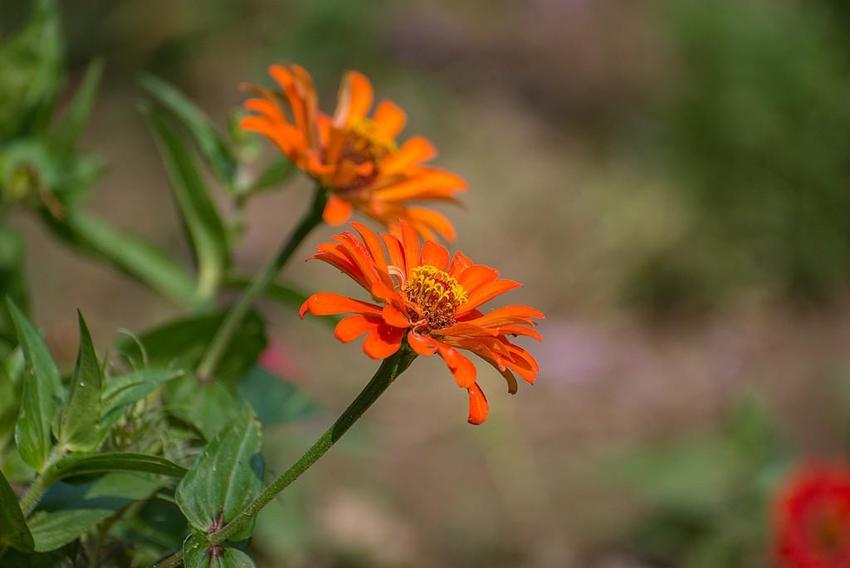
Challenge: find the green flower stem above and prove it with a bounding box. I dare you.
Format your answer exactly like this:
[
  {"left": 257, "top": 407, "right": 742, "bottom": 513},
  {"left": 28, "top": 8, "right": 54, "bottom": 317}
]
[
  {"left": 209, "top": 346, "right": 417, "bottom": 545},
  {"left": 19, "top": 447, "right": 65, "bottom": 517},
  {"left": 196, "top": 186, "right": 327, "bottom": 382}
]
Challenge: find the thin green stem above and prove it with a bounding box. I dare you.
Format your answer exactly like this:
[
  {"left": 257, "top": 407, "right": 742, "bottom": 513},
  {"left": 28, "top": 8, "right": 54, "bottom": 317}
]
[
  {"left": 209, "top": 347, "right": 417, "bottom": 544},
  {"left": 196, "top": 186, "right": 327, "bottom": 381},
  {"left": 19, "top": 447, "right": 65, "bottom": 517}
]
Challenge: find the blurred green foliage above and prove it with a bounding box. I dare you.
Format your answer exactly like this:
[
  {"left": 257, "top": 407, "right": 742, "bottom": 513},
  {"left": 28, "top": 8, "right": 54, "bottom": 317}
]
[{"left": 633, "top": 0, "right": 850, "bottom": 314}]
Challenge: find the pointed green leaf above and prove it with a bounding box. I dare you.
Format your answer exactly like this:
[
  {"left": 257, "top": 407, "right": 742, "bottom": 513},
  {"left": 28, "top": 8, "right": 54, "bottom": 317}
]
[
  {"left": 184, "top": 534, "right": 256, "bottom": 568},
  {"left": 176, "top": 407, "right": 262, "bottom": 532},
  {"left": 44, "top": 452, "right": 187, "bottom": 482},
  {"left": 42, "top": 210, "right": 197, "bottom": 306},
  {"left": 0, "top": 469, "right": 33, "bottom": 551},
  {"left": 6, "top": 300, "right": 62, "bottom": 472},
  {"left": 140, "top": 74, "right": 237, "bottom": 185},
  {"left": 237, "top": 367, "right": 319, "bottom": 428},
  {"left": 100, "top": 368, "right": 184, "bottom": 430},
  {"left": 58, "top": 312, "right": 102, "bottom": 451},
  {"left": 52, "top": 58, "right": 104, "bottom": 149},
  {"left": 143, "top": 106, "right": 231, "bottom": 299},
  {"left": 28, "top": 508, "right": 113, "bottom": 551}
]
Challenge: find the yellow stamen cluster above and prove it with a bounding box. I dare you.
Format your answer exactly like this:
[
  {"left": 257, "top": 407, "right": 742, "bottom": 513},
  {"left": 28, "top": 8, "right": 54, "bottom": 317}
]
[
  {"left": 343, "top": 118, "right": 397, "bottom": 165},
  {"left": 403, "top": 265, "right": 468, "bottom": 330}
]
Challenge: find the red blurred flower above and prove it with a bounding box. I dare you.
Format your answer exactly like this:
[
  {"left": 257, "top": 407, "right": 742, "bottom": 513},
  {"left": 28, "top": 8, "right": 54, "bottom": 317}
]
[
  {"left": 775, "top": 463, "right": 850, "bottom": 568},
  {"left": 241, "top": 64, "right": 466, "bottom": 241},
  {"left": 299, "top": 222, "right": 543, "bottom": 424}
]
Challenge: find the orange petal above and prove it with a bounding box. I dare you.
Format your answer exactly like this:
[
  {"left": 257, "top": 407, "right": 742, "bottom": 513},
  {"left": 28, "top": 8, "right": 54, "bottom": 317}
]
[
  {"left": 300, "top": 293, "right": 382, "bottom": 317},
  {"left": 467, "top": 383, "right": 489, "bottom": 425},
  {"left": 435, "top": 343, "right": 477, "bottom": 388},
  {"left": 362, "top": 322, "right": 404, "bottom": 359},
  {"left": 323, "top": 195, "right": 354, "bottom": 226},
  {"left": 334, "top": 70, "right": 373, "bottom": 128},
  {"left": 381, "top": 233, "right": 406, "bottom": 276},
  {"left": 458, "top": 280, "right": 522, "bottom": 315},
  {"left": 420, "top": 240, "right": 450, "bottom": 270},
  {"left": 334, "top": 315, "right": 372, "bottom": 343},
  {"left": 399, "top": 220, "right": 421, "bottom": 276},
  {"left": 374, "top": 170, "right": 466, "bottom": 202},
  {"left": 382, "top": 303, "right": 411, "bottom": 328},
  {"left": 407, "top": 207, "right": 457, "bottom": 242},
  {"left": 448, "top": 251, "right": 474, "bottom": 278},
  {"left": 373, "top": 100, "right": 407, "bottom": 140},
  {"left": 381, "top": 136, "right": 437, "bottom": 176},
  {"left": 351, "top": 221, "right": 388, "bottom": 271},
  {"left": 458, "top": 265, "right": 499, "bottom": 293},
  {"left": 407, "top": 330, "right": 438, "bottom": 356}
]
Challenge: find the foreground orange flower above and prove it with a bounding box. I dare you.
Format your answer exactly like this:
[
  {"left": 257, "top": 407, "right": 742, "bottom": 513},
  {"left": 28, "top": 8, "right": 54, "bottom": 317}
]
[
  {"left": 241, "top": 64, "right": 466, "bottom": 241},
  {"left": 299, "top": 222, "right": 543, "bottom": 424}
]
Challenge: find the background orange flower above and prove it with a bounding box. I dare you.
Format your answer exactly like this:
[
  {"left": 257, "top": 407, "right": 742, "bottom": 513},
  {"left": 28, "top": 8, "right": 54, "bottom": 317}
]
[{"left": 241, "top": 65, "right": 465, "bottom": 241}]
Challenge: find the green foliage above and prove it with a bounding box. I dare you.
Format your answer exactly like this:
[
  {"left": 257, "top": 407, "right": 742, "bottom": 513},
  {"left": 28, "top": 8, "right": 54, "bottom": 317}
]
[
  {"left": 609, "top": 398, "right": 789, "bottom": 567},
  {"left": 0, "top": 469, "right": 33, "bottom": 551},
  {"left": 176, "top": 406, "right": 262, "bottom": 534},
  {"left": 7, "top": 300, "right": 63, "bottom": 472},
  {"left": 143, "top": 105, "right": 231, "bottom": 300},
  {"left": 57, "top": 312, "right": 102, "bottom": 452}
]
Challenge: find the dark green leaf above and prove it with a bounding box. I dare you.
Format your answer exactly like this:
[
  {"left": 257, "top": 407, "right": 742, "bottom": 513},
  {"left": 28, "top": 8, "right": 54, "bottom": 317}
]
[
  {"left": 0, "top": 469, "right": 33, "bottom": 551},
  {"left": 143, "top": 106, "right": 231, "bottom": 299},
  {"left": 44, "top": 452, "right": 187, "bottom": 482},
  {"left": 140, "top": 74, "right": 237, "bottom": 185},
  {"left": 0, "top": 230, "right": 29, "bottom": 349},
  {"left": 242, "top": 157, "right": 296, "bottom": 197},
  {"left": 0, "top": 363, "right": 20, "bottom": 448},
  {"left": 42, "top": 210, "right": 197, "bottom": 306},
  {"left": 6, "top": 300, "right": 62, "bottom": 472},
  {"left": 100, "top": 368, "right": 184, "bottom": 430},
  {"left": 28, "top": 508, "right": 113, "bottom": 551},
  {"left": 184, "top": 534, "right": 256, "bottom": 568},
  {"left": 52, "top": 58, "right": 104, "bottom": 149},
  {"left": 116, "top": 309, "right": 266, "bottom": 386},
  {"left": 238, "top": 367, "right": 319, "bottom": 427},
  {"left": 58, "top": 312, "right": 102, "bottom": 452},
  {"left": 176, "top": 406, "right": 262, "bottom": 532},
  {"left": 164, "top": 376, "right": 242, "bottom": 440}
]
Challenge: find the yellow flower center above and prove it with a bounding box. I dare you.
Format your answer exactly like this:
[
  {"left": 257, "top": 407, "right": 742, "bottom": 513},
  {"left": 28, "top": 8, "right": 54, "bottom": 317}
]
[
  {"left": 403, "top": 265, "right": 468, "bottom": 330},
  {"left": 342, "top": 118, "right": 397, "bottom": 166}
]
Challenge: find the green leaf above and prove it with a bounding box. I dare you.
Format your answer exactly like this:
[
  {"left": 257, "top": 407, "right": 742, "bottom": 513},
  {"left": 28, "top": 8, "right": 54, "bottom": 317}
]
[
  {"left": 184, "top": 534, "right": 256, "bottom": 568},
  {"left": 238, "top": 367, "right": 319, "bottom": 428},
  {"left": 0, "top": 469, "right": 33, "bottom": 551},
  {"left": 44, "top": 452, "right": 187, "bottom": 482},
  {"left": 0, "top": 230, "right": 29, "bottom": 349},
  {"left": 140, "top": 74, "right": 237, "bottom": 185},
  {"left": 58, "top": 312, "right": 102, "bottom": 451},
  {"left": 28, "top": 508, "right": 113, "bottom": 552},
  {"left": 143, "top": 106, "right": 231, "bottom": 299},
  {"left": 0, "top": 363, "right": 20, "bottom": 448},
  {"left": 0, "top": 0, "right": 62, "bottom": 139},
  {"left": 242, "top": 156, "right": 296, "bottom": 197},
  {"left": 6, "top": 300, "right": 63, "bottom": 472},
  {"left": 164, "top": 376, "right": 241, "bottom": 440},
  {"left": 176, "top": 406, "right": 262, "bottom": 533},
  {"left": 116, "top": 309, "right": 266, "bottom": 386},
  {"left": 42, "top": 210, "right": 197, "bottom": 306},
  {"left": 52, "top": 58, "right": 104, "bottom": 149},
  {"left": 100, "top": 368, "right": 184, "bottom": 430}
]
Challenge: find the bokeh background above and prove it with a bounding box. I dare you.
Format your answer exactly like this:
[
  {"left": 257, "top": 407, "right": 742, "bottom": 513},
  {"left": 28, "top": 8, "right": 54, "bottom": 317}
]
[{"left": 5, "top": 0, "right": 850, "bottom": 566}]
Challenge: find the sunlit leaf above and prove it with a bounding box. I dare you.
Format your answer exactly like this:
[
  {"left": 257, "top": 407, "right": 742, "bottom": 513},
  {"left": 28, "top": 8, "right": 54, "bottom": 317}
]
[
  {"left": 58, "top": 312, "right": 102, "bottom": 452},
  {"left": 44, "top": 452, "right": 187, "bottom": 482},
  {"left": 7, "top": 300, "right": 63, "bottom": 472},
  {"left": 143, "top": 106, "right": 231, "bottom": 299},
  {"left": 176, "top": 406, "right": 262, "bottom": 533}
]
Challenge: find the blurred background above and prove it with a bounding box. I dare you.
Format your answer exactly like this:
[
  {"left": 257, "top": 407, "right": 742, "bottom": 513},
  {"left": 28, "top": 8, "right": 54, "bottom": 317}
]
[{"left": 4, "top": 0, "right": 850, "bottom": 566}]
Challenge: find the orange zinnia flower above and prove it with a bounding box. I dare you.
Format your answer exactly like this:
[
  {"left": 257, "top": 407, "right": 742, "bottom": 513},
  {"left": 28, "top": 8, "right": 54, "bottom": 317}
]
[
  {"left": 299, "top": 222, "right": 543, "bottom": 424},
  {"left": 241, "top": 64, "right": 466, "bottom": 241}
]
